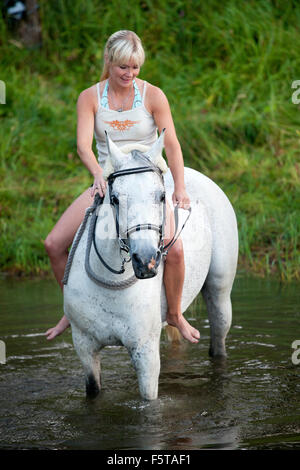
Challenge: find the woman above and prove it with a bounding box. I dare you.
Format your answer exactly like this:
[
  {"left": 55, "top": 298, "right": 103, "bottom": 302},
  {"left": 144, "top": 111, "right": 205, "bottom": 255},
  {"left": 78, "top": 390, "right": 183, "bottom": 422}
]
[{"left": 44, "top": 30, "right": 200, "bottom": 344}]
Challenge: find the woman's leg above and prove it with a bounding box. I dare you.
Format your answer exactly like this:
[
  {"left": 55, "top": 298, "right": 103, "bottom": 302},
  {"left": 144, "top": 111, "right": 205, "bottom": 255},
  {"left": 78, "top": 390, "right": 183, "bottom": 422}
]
[
  {"left": 44, "top": 188, "right": 94, "bottom": 340},
  {"left": 163, "top": 203, "right": 200, "bottom": 344}
]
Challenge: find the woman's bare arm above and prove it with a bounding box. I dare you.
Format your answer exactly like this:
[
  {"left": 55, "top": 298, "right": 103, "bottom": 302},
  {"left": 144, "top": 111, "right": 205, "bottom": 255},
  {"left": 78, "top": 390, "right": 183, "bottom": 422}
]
[
  {"left": 147, "top": 85, "right": 190, "bottom": 208},
  {"left": 76, "top": 87, "right": 107, "bottom": 197}
]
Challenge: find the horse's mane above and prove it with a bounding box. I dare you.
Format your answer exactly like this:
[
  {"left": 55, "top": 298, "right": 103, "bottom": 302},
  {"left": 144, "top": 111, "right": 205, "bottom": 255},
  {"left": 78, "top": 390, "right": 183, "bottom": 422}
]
[{"left": 103, "top": 143, "right": 168, "bottom": 180}]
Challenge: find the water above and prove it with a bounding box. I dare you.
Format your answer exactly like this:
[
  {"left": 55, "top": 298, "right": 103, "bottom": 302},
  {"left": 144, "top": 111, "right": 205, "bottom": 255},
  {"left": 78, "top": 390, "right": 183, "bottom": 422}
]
[{"left": 0, "top": 274, "right": 299, "bottom": 450}]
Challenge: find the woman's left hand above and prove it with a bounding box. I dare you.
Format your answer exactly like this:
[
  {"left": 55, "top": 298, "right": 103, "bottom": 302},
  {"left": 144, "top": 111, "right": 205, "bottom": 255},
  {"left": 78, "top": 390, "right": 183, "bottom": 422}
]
[
  {"left": 172, "top": 188, "right": 190, "bottom": 209},
  {"left": 90, "top": 173, "right": 107, "bottom": 198}
]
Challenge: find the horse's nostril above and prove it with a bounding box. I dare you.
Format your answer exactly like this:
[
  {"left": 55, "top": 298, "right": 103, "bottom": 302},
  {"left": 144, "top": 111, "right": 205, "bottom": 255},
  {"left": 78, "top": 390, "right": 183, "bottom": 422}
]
[
  {"left": 132, "top": 253, "right": 142, "bottom": 264},
  {"left": 132, "top": 251, "right": 160, "bottom": 278}
]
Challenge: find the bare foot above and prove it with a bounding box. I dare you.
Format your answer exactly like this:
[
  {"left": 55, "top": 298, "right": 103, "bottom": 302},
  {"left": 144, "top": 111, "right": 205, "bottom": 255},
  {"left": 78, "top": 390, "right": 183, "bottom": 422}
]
[
  {"left": 166, "top": 312, "right": 200, "bottom": 344},
  {"left": 45, "top": 315, "right": 70, "bottom": 341}
]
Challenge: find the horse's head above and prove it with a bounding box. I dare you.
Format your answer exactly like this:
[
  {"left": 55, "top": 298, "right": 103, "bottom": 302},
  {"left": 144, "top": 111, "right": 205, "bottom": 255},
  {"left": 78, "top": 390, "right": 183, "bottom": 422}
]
[{"left": 104, "top": 131, "right": 168, "bottom": 279}]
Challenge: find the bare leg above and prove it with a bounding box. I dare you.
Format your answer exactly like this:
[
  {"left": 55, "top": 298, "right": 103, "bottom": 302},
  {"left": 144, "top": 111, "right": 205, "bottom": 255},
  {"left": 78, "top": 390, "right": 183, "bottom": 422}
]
[
  {"left": 164, "top": 203, "right": 200, "bottom": 344},
  {"left": 44, "top": 188, "right": 94, "bottom": 340}
]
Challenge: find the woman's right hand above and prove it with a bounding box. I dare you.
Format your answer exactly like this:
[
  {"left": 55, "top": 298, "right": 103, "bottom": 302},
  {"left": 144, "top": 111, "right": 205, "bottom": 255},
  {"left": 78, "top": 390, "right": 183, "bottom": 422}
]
[{"left": 90, "top": 173, "right": 107, "bottom": 198}]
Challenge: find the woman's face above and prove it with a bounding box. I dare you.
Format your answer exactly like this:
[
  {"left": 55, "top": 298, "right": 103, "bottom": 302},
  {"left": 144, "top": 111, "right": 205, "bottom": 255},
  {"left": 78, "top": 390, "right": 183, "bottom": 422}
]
[{"left": 109, "top": 58, "right": 140, "bottom": 88}]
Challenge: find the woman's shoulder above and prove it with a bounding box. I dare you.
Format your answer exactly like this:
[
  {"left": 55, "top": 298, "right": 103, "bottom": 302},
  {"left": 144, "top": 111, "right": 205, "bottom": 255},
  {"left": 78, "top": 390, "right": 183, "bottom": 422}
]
[
  {"left": 77, "top": 81, "right": 105, "bottom": 112},
  {"left": 142, "top": 81, "right": 169, "bottom": 113},
  {"left": 134, "top": 78, "right": 165, "bottom": 99},
  {"left": 143, "top": 81, "right": 167, "bottom": 98}
]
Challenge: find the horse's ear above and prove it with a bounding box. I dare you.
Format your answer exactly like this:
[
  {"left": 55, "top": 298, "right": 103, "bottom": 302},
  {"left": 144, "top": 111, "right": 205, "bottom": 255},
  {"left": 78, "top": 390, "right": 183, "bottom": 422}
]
[
  {"left": 105, "top": 131, "right": 124, "bottom": 171},
  {"left": 146, "top": 128, "right": 166, "bottom": 164}
]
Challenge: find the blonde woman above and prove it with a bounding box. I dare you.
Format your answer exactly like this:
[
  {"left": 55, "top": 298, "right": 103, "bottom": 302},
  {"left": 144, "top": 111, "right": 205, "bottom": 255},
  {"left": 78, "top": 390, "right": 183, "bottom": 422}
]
[{"left": 44, "top": 30, "right": 200, "bottom": 344}]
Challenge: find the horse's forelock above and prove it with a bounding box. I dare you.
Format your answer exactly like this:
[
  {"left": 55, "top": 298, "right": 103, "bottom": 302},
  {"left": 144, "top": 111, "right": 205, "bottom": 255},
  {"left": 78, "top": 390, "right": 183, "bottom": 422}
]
[{"left": 103, "top": 144, "right": 168, "bottom": 180}]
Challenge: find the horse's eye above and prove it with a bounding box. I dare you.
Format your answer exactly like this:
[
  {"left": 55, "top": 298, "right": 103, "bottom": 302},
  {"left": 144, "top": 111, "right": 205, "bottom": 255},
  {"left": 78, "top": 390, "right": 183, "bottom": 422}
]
[{"left": 160, "top": 192, "right": 166, "bottom": 202}]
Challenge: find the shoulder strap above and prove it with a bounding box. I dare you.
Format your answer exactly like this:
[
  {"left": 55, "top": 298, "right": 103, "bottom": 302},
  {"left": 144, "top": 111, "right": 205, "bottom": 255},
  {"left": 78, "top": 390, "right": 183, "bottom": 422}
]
[
  {"left": 96, "top": 82, "right": 101, "bottom": 107},
  {"left": 98, "top": 80, "right": 110, "bottom": 109},
  {"left": 142, "top": 81, "right": 147, "bottom": 103}
]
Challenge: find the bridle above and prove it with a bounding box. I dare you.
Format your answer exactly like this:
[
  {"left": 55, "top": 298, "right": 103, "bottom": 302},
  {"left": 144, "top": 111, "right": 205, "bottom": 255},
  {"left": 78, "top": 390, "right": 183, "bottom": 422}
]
[
  {"left": 108, "top": 163, "right": 165, "bottom": 258},
  {"left": 91, "top": 152, "right": 191, "bottom": 278}
]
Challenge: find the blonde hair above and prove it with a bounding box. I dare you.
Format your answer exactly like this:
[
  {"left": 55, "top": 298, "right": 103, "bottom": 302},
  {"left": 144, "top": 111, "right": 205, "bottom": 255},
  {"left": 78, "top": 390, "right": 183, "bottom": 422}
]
[{"left": 100, "top": 30, "right": 145, "bottom": 81}]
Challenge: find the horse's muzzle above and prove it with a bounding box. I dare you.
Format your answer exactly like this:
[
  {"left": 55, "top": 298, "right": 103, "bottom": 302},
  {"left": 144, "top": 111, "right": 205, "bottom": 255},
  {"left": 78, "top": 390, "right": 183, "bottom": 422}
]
[{"left": 131, "top": 250, "right": 162, "bottom": 279}]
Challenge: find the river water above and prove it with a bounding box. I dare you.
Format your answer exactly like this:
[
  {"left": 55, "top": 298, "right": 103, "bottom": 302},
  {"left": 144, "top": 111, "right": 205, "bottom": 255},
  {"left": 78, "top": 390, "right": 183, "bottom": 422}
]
[{"left": 0, "top": 274, "right": 299, "bottom": 450}]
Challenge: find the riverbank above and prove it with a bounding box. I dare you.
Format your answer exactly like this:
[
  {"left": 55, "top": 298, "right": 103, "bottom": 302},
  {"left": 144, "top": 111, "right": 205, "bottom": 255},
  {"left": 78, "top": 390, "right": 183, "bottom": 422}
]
[{"left": 1, "top": 1, "right": 300, "bottom": 281}]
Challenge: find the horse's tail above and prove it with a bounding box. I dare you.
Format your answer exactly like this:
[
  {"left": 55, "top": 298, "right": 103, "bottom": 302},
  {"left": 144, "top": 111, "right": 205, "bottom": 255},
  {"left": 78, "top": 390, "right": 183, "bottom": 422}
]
[{"left": 165, "top": 325, "right": 182, "bottom": 343}]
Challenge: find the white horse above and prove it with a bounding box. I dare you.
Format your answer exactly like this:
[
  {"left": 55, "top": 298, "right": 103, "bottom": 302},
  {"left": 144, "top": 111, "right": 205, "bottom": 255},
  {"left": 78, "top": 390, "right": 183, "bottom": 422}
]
[{"left": 63, "top": 131, "right": 238, "bottom": 400}]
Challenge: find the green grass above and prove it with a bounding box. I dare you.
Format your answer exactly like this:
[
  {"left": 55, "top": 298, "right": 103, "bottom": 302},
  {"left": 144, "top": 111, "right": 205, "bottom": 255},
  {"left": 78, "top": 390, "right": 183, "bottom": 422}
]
[{"left": 1, "top": 0, "right": 300, "bottom": 280}]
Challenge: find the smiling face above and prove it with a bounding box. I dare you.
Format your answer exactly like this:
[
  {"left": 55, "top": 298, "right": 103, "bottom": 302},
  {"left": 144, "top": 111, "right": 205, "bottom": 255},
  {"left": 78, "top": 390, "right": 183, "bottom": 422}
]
[
  {"left": 101, "top": 30, "right": 145, "bottom": 82},
  {"left": 108, "top": 58, "right": 140, "bottom": 89}
]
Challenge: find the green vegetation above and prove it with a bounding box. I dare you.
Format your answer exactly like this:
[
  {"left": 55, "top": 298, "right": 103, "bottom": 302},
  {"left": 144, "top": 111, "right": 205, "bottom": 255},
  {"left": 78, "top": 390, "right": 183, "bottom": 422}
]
[{"left": 1, "top": 0, "right": 300, "bottom": 280}]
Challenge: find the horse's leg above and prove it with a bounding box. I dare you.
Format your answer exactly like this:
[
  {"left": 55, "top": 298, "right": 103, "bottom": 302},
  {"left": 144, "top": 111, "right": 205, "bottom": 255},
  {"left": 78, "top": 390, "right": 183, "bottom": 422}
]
[
  {"left": 201, "top": 277, "right": 233, "bottom": 358},
  {"left": 129, "top": 337, "right": 161, "bottom": 400},
  {"left": 201, "top": 207, "right": 238, "bottom": 357},
  {"left": 71, "top": 325, "right": 101, "bottom": 398}
]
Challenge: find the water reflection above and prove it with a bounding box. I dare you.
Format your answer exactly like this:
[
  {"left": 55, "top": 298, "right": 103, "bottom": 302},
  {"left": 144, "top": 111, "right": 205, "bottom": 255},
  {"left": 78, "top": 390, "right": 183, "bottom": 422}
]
[{"left": 0, "top": 274, "right": 299, "bottom": 449}]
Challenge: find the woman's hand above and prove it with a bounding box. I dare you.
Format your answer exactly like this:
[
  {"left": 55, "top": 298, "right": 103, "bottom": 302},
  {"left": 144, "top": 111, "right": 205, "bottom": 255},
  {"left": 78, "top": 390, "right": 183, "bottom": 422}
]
[
  {"left": 90, "top": 173, "right": 107, "bottom": 198},
  {"left": 172, "top": 187, "right": 190, "bottom": 210}
]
